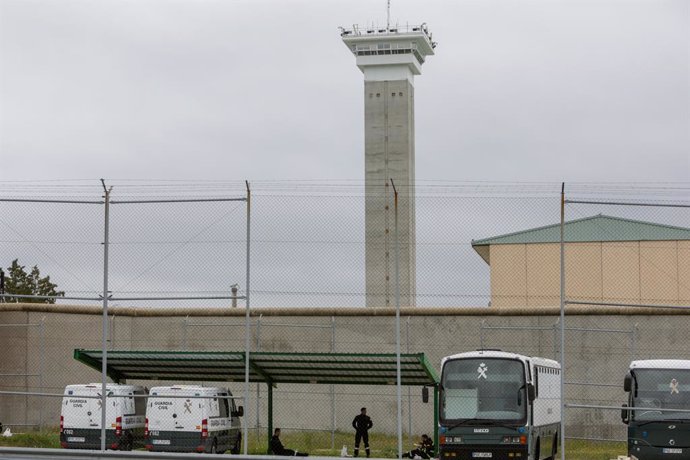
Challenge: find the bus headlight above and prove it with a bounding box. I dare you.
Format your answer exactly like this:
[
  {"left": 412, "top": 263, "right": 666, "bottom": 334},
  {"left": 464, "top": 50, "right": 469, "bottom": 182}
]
[{"left": 502, "top": 436, "right": 524, "bottom": 444}]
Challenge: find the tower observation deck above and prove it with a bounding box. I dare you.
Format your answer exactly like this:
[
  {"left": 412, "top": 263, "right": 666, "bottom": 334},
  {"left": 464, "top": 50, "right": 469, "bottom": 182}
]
[
  {"left": 341, "top": 24, "right": 436, "bottom": 81},
  {"left": 341, "top": 24, "right": 436, "bottom": 308}
]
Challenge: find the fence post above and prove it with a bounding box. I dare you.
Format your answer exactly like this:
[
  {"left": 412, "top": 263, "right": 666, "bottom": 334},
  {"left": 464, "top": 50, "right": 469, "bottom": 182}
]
[
  {"left": 256, "top": 315, "right": 262, "bottom": 434},
  {"left": 553, "top": 321, "right": 559, "bottom": 361},
  {"left": 392, "top": 179, "right": 403, "bottom": 460},
  {"left": 631, "top": 324, "right": 638, "bottom": 363},
  {"left": 243, "top": 181, "right": 251, "bottom": 455},
  {"left": 39, "top": 317, "right": 45, "bottom": 430},
  {"left": 182, "top": 316, "right": 188, "bottom": 350},
  {"left": 331, "top": 315, "right": 336, "bottom": 450},
  {"left": 479, "top": 319, "right": 486, "bottom": 349},
  {"left": 110, "top": 315, "right": 115, "bottom": 350},
  {"left": 100, "top": 179, "right": 112, "bottom": 452},
  {"left": 407, "top": 316, "right": 412, "bottom": 441},
  {"left": 559, "top": 183, "right": 566, "bottom": 460}
]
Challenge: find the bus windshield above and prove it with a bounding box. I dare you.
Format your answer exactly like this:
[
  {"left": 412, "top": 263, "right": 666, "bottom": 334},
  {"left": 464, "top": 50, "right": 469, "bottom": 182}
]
[
  {"left": 441, "top": 358, "right": 527, "bottom": 423},
  {"left": 632, "top": 369, "right": 690, "bottom": 421}
]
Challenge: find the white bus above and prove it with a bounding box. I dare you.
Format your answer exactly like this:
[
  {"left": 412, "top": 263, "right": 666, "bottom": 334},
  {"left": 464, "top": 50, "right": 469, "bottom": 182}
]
[
  {"left": 622, "top": 359, "right": 690, "bottom": 459},
  {"left": 60, "top": 383, "right": 147, "bottom": 450},
  {"left": 438, "top": 350, "right": 561, "bottom": 460}
]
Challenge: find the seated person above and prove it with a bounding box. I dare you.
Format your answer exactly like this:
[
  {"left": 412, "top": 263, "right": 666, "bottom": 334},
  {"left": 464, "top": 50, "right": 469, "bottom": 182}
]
[
  {"left": 270, "top": 428, "right": 308, "bottom": 456},
  {"left": 402, "top": 434, "right": 434, "bottom": 459}
]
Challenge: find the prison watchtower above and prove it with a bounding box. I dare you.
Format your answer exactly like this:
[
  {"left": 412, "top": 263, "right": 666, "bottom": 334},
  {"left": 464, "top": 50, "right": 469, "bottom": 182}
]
[{"left": 341, "top": 24, "right": 436, "bottom": 308}]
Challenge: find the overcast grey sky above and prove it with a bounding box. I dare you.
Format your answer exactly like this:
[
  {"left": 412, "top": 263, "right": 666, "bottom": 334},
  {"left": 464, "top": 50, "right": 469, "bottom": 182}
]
[{"left": 1, "top": 0, "right": 688, "bottom": 183}]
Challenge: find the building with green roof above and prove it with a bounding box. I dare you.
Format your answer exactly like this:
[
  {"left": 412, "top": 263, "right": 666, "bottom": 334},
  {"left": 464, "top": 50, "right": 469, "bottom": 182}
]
[{"left": 471, "top": 215, "right": 690, "bottom": 308}]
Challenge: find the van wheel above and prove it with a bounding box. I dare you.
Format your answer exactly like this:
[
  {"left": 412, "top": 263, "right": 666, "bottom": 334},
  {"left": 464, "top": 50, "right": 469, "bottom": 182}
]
[
  {"left": 121, "top": 431, "right": 133, "bottom": 451},
  {"left": 232, "top": 434, "right": 242, "bottom": 454}
]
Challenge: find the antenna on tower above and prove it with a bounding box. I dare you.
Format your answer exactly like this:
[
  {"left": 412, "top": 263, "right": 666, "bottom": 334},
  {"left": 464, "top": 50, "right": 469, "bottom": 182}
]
[{"left": 386, "top": 0, "right": 391, "bottom": 30}]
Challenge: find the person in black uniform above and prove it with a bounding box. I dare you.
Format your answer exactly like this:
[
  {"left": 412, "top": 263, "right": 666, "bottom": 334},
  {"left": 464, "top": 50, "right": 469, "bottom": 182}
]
[
  {"left": 352, "top": 407, "right": 373, "bottom": 457},
  {"left": 270, "top": 428, "right": 308, "bottom": 456},
  {"left": 402, "top": 434, "right": 434, "bottom": 459}
]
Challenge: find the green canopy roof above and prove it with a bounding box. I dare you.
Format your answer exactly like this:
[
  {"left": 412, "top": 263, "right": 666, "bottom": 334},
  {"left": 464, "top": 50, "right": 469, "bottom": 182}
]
[
  {"left": 73, "top": 349, "right": 440, "bottom": 387},
  {"left": 472, "top": 214, "right": 690, "bottom": 264},
  {"left": 74, "top": 349, "right": 442, "bottom": 453}
]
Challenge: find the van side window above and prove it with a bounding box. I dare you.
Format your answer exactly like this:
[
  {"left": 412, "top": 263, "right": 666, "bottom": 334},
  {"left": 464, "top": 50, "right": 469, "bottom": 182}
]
[{"left": 219, "top": 394, "right": 229, "bottom": 418}]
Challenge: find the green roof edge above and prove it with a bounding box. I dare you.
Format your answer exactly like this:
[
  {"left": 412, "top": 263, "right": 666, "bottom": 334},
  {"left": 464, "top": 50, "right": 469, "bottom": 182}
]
[{"left": 472, "top": 214, "right": 690, "bottom": 247}]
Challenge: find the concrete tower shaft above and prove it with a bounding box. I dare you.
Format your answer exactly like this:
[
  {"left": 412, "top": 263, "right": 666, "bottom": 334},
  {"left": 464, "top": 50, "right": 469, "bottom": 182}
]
[{"left": 341, "top": 25, "right": 435, "bottom": 308}]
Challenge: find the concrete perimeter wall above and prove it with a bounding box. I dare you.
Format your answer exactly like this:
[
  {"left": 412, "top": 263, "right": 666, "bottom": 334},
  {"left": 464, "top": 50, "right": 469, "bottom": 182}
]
[{"left": 1, "top": 304, "right": 688, "bottom": 441}]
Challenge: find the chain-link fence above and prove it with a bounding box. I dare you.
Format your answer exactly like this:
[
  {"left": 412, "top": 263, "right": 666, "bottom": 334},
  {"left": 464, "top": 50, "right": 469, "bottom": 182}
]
[{"left": 1, "top": 180, "right": 689, "bottom": 459}]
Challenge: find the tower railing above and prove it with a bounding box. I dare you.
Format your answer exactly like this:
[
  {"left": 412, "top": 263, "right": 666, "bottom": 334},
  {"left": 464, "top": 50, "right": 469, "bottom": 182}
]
[{"left": 340, "top": 23, "right": 433, "bottom": 42}]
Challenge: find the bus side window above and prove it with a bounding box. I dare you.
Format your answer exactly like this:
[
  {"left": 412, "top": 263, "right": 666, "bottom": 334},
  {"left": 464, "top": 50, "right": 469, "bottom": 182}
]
[{"left": 535, "top": 367, "right": 539, "bottom": 398}]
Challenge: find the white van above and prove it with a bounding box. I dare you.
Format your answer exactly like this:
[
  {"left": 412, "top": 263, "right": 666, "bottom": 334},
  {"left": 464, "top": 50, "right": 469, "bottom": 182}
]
[
  {"left": 145, "top": 385, "right": 243, "bottom": 454},
  {"left": 60, "top": 383, "right": 147, "bottom": 450}
]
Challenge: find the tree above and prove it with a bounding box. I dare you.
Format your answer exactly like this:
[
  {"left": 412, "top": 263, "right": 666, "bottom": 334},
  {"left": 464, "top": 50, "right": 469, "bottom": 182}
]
[{"left": 0, "top": 259, "right": 64, "bottom": 304}]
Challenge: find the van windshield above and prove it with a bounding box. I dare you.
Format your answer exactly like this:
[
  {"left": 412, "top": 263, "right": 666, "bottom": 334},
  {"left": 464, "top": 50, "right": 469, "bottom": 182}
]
[
  {"left": 632, "top": 369, "right": 690, "bottom": 421},
  {"left": 441, "top": 358, "right": 527, "bottom": 423}
]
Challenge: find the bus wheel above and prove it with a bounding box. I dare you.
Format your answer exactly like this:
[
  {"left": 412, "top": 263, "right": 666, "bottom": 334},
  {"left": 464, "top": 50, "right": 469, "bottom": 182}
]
[
  {"left": 211, "top": 439, "right": 218, "bottom": 454},
  {"left": 551, "top": 432, "right": 558, "bottom": 458},
  {"left": 232, "top": 434, "right": 242, "bottom": 454}
]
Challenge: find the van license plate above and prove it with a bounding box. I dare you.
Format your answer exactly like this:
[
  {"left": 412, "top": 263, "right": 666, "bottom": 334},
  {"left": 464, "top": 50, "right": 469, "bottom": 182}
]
[
  {"left": 472, "top": 454, "right": 492, "bottom": 458},
  {"left": 152, "top": 439, "right": 171, "bottom": 445},
  {"left": 663, "top": 448, "right": 682, "bottom": 454},
  {"left": 67, "top": 437, "right": 85, "bottom": 443}
]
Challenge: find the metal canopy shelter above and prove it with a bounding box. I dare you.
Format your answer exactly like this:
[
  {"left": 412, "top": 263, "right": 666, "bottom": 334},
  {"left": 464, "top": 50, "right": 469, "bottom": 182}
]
[{"left": 73, "top": 349, "right": 440, "bottom": 450}]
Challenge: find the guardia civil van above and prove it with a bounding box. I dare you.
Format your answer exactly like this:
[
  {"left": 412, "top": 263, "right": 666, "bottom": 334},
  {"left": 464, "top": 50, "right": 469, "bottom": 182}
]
[
  {"left": 145, "top": 385, "right": 243, "bottom": 454},
  {"left": 60, "top": 383, "right": 147, "bottom": 450}
]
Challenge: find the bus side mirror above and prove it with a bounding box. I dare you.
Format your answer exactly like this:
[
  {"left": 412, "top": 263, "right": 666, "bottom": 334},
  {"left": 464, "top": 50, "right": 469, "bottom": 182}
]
[
  {"left": 234, "top": 406, "right": 244, "bottom": 417},
  {"left": 624, "top": 373, "right": 632, "bottom": 392},
  {"left": 621, "top": 403, "right": 629, "bottom": 424},
  {"left": 527, "top": 383, "right": 536, "bottom": 402},
  {"left": 422, "top": 387, "right": 429, "bottom": 404}
]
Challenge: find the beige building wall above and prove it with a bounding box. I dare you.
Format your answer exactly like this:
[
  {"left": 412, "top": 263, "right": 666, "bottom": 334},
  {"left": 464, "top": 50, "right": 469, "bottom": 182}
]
[
  {"left": 640, "top": 241, "right": 678, "bottom": 304},
  {"left": 566, "top": 243, "right": 603, "bottom": 302},
  {"left": 679, "top": 241, "right": 690, "bottom": 301},
  {"left": 602, "top": 242, "right": 640, "bottom": 305},
  {"left": 488, "top": 240, "right": 690, "bottom": 308},
  {"left": 526, "top": 245, "right": 559, "bottom": 307},
  {"left": 490, "top": 245, "right": 526, "bottom": 307}
]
